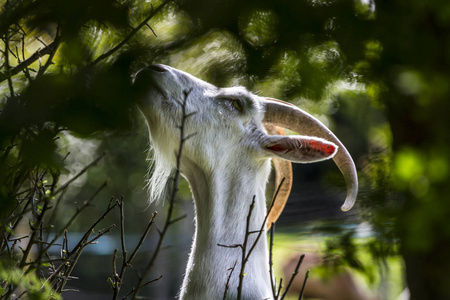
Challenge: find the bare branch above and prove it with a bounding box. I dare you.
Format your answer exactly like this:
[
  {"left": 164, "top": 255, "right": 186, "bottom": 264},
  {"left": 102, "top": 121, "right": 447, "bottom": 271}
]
[
  {"left": 37, "top": 26, "right": 61, "bottom": 77},
  {"left": 48, "top": 200, "right": 119, "bottom": 293},
  {"left": 112, "top": 209, "right": 157, "bottom": 300},
  {"left": 122, "top": 275, "right": 163, "bottom": 300},
  {"left": 90, "top": 0, "right": 172, "bottom": 66},
  {"left": 280, "top": 254, "right": 305, "bottom": 299},
  {"left": 277, "top": 278, "right": 283, "bottom": 299},
  {"left": 118, "top": 197, "right": 127, "bottom": 264},
  {"left": 3, "top": 31, "right": 15, "bottom": 96},
  {"left": 39, "top": 182, "right": 107, "bottom": 260},
  {"left": 85, "top": 224, "right": 116, "bottom": 245},
  {"left": 222, "top": 261, "right": 237, "bottom": 300},
  {"left": 130, "top": 90, "right": 193, "bottom": 300},
  {"left": 0, "top": 41, "right": 58, "bottom": 83},
  {"left": 298, "top": 270, "right": 309, "bottom": 300},
  {"left": 54, "top": 152, "right": 107, "bottom": 196},
  {"left": 237, "top": 197, "right": 256, "bottom": 299},
  {"left": 127, "top": 212, "right": 157, "bottom": 265},
  {"left": 269, "top": 222, "right": 277, "bottom": 299}
]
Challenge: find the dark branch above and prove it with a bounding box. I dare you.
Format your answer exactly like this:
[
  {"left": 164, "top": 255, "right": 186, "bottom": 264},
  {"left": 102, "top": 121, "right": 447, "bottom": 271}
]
[
  {"left": 222, "top": 260, "right": 237, "bottom": 300},
  {"left": 281, "top": 254, "right": 305, "bottom": 299},
  {"left": 0, "top": 41, "right": 57, "bottom": 84},
  {"left": 90, "top": 0, "right": 172, "bottom": 66},
  {"left": 130, "top": 89, "right": 192, "bottom": 300},
  {"left": 298, "top": 270, "right": 309, "bottom": 300}
]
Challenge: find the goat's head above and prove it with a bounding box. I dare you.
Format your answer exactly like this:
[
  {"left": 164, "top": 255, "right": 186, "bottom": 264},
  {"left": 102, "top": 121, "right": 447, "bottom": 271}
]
[{"left": 134, "top": 64, "right": 357, "bottom": 222}]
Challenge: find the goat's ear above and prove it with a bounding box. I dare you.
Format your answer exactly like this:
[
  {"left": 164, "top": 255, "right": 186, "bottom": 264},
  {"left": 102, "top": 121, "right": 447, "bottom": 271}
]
[{"left": 263, "top": 135, "right": 338, "bottom": 163}]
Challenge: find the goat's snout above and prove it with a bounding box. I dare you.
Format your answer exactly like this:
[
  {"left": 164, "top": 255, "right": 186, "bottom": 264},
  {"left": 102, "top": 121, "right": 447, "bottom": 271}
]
[{"left": 134, "top": 64, "right": 174, "bottom": 103}]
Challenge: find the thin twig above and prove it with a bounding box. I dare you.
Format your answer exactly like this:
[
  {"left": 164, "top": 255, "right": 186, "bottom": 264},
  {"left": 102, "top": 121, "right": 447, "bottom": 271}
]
[
  {"left": 112, "top": 210, "right": 157, "bottom": 300},
  {"left": 90, "top": 0, "right": 172, "bottom": 66},
  {"left": 3, "top": 30, "right": 15, "bottom": 96},
  {"left": 54, "top": 222, "right": 117, "bottom": 293},
  {"left": 0, "top": 41, "right": 58, "bottom": 83},
  {"left": 118, "top": 197, "right": 127, "bottom": 264},
  {"left": 85, "top": 224, "right": 116, "bottom": 245},
  {"left": 127, "top": 212, "right": 157, "bottom": 266},
  {"left": 71, "top": 200, "right": 118, "bottom": 255},
  {"left": 269, "top": 222, "right": 277, "bottom": 299},
  {"left": 37, "top": 26, "right": 61, "bottom": 77},
  {"left": 33, "top": 182, "right": 107, "bottom": 267},
  {"left": 237, "top": 178, "right": 286, "bottom": 298},
  {"left": 19, "top": 194, "right": 51, "bottom": 268},
  {"left": 130, "top": 90, "right": 193, "bottom": 300},
  {"left": 277, "top": 278, "right": 283, "bottom": 299},
  {"left": 237, "top": 197, "right": 256, "bottom": 299},
  {"left": 222, "top": 260, "right": 237, "bottom": 300},
  {"left": 54, "top": 152, "right": 106, "bottom": 196},
  {"left": 146, "top": 23, "right": 158, "bottom": 37},
  {"left": 112, "top": 249, "right": 119, "bottom": 289},
  {"left": 220, "top": 178, "right": 286, "bottom": 299},
  {"left": 122, "top": 275, "right": 163, "bottom": 300},
  {"left": 46, "top": 199, "right": 119, "bottom": 284},
  {"left": 298, "top": 270, "right": 309, "bottom": 300},
  {"left": 280, "top": 254, "right": 305, "bottom": 299}
]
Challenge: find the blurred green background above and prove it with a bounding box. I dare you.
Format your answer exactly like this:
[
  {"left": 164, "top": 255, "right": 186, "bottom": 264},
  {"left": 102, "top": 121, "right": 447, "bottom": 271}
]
[{"left": 1, "top": 0, "right": 450, "bottom": 299}]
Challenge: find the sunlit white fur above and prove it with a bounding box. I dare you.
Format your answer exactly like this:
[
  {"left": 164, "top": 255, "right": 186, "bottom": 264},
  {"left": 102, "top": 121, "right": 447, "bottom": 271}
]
[{"left": 135, "top": 65, "right": 334, "bottom": 299}]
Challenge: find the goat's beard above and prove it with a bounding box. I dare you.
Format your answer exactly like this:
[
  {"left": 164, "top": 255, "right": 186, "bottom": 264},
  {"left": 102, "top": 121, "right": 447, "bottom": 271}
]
[{"left": 146, "top": 141, "right": 176, "bottom": 205}]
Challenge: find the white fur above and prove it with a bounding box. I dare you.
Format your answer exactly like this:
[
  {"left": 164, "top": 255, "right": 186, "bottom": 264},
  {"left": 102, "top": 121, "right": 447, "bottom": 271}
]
[{"left": 135, "top": 64, "right": 334, "bottom": 299}]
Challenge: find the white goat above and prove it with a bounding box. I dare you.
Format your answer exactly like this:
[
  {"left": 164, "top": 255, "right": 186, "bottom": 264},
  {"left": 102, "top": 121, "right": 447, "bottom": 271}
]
[{"left": 134, "top": 64, "right": 358, "bottom": 300}]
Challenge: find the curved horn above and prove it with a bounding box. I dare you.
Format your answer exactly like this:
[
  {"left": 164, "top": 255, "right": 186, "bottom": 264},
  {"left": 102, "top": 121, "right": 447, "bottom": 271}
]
[
  {"left": 264, "top": 125, "right": 293, "bottom": 230},
  {"left": 263, "top": 98, "right": 358, "bottom": 211}
]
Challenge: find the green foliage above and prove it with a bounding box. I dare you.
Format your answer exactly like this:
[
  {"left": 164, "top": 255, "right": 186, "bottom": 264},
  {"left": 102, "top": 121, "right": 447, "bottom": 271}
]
[{"left": 0, "top": 265, "right": 61, "bottom": 299}]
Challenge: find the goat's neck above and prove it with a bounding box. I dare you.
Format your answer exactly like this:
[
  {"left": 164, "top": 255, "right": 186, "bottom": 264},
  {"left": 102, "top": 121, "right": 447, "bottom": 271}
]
[{"left": 180, "top": 157, "right": 273, "bottom": 299}]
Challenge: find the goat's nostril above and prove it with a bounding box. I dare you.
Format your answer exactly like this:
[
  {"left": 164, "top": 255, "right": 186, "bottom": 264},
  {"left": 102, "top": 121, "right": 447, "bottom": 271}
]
[{"left": 148, "top": 64, "right": 167, "bottom": 73}]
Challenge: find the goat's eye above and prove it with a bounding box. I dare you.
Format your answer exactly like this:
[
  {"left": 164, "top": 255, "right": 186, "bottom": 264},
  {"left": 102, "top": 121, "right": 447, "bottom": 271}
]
[{"left": 232, "top": 99, "right": 244, "bottom": 113}]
